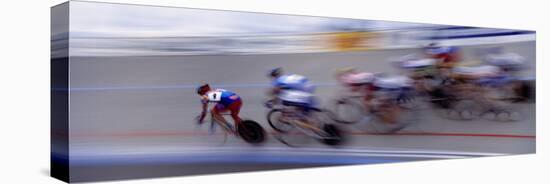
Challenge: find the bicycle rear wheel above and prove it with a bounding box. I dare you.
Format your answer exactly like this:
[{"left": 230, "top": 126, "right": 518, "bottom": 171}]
[
  {"left": 320, "top": 124, "right": 345, "bottom": 146},
  {"left": 237, "top": 120, "right": 266, "bottom": 145},
  {"left": 369, "top": 105, "right": 419, "bottom": 133}
]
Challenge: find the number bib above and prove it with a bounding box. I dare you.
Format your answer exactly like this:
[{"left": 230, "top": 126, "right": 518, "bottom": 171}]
[{"left": 206, "top": 91, "right": 222, "bottom": 102}]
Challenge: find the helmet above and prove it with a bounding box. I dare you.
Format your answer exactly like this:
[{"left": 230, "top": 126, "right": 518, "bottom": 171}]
[
  {"left": 268, "top": 67, "right": 283, "bottom": 78},
  {"left": 196, "top": 84, "right": 210, "bottom": 95}
]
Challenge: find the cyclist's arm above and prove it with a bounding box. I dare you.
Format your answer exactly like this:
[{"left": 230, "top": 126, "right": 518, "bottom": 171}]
[
  {"left": 363, "top": 86, "right": 376, "bottom": 102},
  {"left": 268, "top": 86, "right": 282, "bottom": 97},
  {"left": 198, "top": 96, "right": 209, "bottom": 122}
]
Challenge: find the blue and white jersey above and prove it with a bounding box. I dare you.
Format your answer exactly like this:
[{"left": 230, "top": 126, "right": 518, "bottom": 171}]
[
  {"left": 273, "top": 74, "right": 315, "bottom": 92},
  {"left": 279, "top": 90, "right": 315, "bottom": 106},
  {"left": 425, "top": 46, "right": 458, "bottom": 55},
  {"left": 373, "top": 76, "right": 413, "bottom": 90},
  {"left": 400, "top": 58, "right": 437, "bottom": 69}
]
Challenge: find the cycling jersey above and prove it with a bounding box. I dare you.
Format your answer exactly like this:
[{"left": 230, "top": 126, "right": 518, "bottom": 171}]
[
  {"left": 279, "top": 90, "right": 316, "bottom": 109},
  {"left": 484, "top": 53, "right": 525, "bottom": 72},
  {"left": 202, "top": 89, "right": 241, "bottom": 107},
  {"left": 370, "top": 76, "right": 414, "bottom": 101},
  {"left": 372, "top": 76, "right": 413, "bottom": 90},
  {"left": 401, "top": 58, "right": 437, "bottom": 69},
  {"left": 425, "top": 46, "right": 458, "bottom": 55},
  {"left": 273, "top": 74, "right": 314, "bottom": 92},
  {"left": 426, "top": 46, "right": 460, "bottom": 63}
]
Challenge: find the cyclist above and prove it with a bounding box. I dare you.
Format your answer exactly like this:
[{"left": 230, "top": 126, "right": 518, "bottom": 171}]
[
  {"left": 397, "top": 57, "right": 446, "bottom": 98},
  {"left": 267, "top": 68, "right": 320, "bottom": 131},
  {"left": 196, "top": 84, "right": 243, "bottom": 130},
  {"left": 334, "top": 67, "right": 377, "bottom": 113},
  {"left": 267, "top": 68, "right": 315, "bottom": 106},
  {"left": 368, "top": 75, "right": 414, "bottom": 124},
  {"left": 424, "top": 42, "right": 462, "bottom": 68},
  {"left": 451, "top": 65, "right": 503, "bottom": 93},
  {"left": 335, "top": 67, "right": 375, "bottom": 94},
  {"left": 482, "top": 49, "right": 529, "bottom": 101},
  {"left": 334, "top": 67, "right": 412, "bottom": 125},
  {"left": 483, "top": 48, "right": 525, "bottom": 73},
  {"left": 446, "top": 65, "right": 513, "bottom": 112}
]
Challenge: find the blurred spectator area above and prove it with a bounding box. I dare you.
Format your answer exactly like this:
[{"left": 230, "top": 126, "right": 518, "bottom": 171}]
[{"left": 65, "top": 26, "right": 534, "bottom": 57}]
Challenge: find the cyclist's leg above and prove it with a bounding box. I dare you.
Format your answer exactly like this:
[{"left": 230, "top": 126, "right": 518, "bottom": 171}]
[
  {"left": 377, "top": 92, "right": 402, "bottom": 124},
  {"left": 300, "top": 99, "right": 326, "bottom": 133},
  {"left": 382, "top": 103, "right": 401, "bottom": 124},
  {"left": 211, "top": 103, "right": 231, "bottom": 128},
  {"left": 300, "top": 100, "right": 313, "bottom": 125},
  {"left": 363, "top": 88, "right": 376, "bottom": 113},
  {"left": 227, "top": 99, "right": 243, "bottom": 126}
]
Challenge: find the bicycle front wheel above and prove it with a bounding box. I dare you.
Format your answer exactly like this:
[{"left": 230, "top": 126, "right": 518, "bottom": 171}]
[{"left": 267, "top": 109, "right": 295, "bottom": 133}]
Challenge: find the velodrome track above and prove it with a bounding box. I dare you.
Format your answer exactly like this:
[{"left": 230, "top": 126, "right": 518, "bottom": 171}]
[{"left": 63, "top": 41, "right": 535, "bottom": 182}]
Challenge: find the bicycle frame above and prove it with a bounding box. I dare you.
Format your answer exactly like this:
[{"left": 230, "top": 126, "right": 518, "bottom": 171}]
[
  {"left": 208, "top": 111, "right": 235, "bottom": 135},
  {"left": 277, "top": 108, "right": 332, "bottom": 139}
]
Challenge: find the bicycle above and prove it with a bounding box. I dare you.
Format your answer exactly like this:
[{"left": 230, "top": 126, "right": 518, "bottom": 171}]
[
  {"left": 444, "top": 79, "right": 521, "bottom": 122},
  {"left": 329, "top": 84, "right": 420, "bottom": 133},
  {"left": 196, "top": 111, "right": 266, "bottom": 145},
  {"left": 265, "top": 99, "right": 344, "bottom": 147}
]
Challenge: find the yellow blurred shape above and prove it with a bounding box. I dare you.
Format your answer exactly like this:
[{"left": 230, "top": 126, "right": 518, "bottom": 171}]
[{"left": 328, "top": 31, "right": 379, "bottom": 51}]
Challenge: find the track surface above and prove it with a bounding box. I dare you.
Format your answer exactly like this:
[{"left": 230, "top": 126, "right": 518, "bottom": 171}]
[{"left": 64, "top": 41, "right": 535, "bottom": 182}]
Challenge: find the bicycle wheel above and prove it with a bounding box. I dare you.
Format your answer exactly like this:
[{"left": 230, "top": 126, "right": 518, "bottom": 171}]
[
  {"left": 428, "top": 87, "right": 455, "bottom": 109},
  {"left": 267, "top": 109, "right": 295, "bottom": 133},
  {"left": 320, "top": 124, "right": 344, "bottom": 146},
  {"left": 330, "top": 97, "right": 364, "bottom": 124},
  {"left": 370, "top": 105, "right": 419, "bottom": 133},
  {"left": 237, "top": 120, "right": 266, "bottom": 144},
  {"left": 450, "top": 99, "right": 481, "bottom": 120}
]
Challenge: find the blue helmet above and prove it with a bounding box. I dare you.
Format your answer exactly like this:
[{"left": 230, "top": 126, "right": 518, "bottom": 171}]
[{"left": 425, "top": 43, "right": 458, "bottom": 55}]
